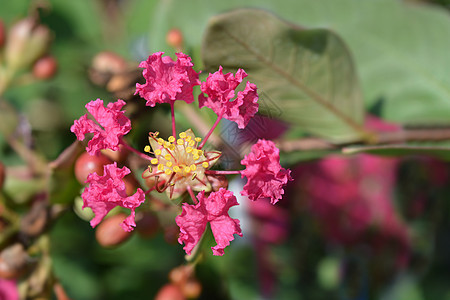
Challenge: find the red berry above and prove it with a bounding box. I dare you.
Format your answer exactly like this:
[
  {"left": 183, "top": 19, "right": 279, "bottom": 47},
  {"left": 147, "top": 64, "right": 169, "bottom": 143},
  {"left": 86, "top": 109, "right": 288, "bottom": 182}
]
[
  {"left": 74, "top": 152, "right": 113, "bottom": 184},
  {"left": 32, "top": 55, "right": 58, "bottom": 79}
]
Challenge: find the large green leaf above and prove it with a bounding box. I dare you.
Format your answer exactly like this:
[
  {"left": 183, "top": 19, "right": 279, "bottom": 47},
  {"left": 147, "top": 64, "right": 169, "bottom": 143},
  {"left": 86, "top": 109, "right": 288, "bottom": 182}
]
[
  {"left": 149, "top": 0, "right": 450, "bottom": 125},
  {"left": 202, "top": 9, "right": 366, "bottom": 143}
]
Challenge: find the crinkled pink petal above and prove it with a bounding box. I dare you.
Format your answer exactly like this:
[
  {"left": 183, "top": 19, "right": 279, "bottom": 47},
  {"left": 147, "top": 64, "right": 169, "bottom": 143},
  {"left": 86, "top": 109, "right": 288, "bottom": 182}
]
[
  {"left": 199, "top": 67, "right": 258, "bottom": 128},
  {"left": 241, "top": 139, "right": 292, "bottom": 204},
  {"left": 176, "top": 189, "right": 242, "bottom": 256},
  {"left": 224, "top": 82, "right": 259, "bottom": 129},
  {"left": 0, "top": 278, "right": 19, "bottom": 300},
  {"left": 81, "top": 162, "right": 145, "bottom": 232},
  {"left": 210, "top": 214, "right": 242, "bottom": 256},
  {"left": 71, "top": 99, "right": 131, "bottom": 155},
  {"left": 176, "top": 203, "right": 207, "bottom": 255},
  {"left": 135, "top": 52, "right": 200, "bottom": 106},
  {"left": 70, "top": 114, "right": 98, "bottom": 140}
]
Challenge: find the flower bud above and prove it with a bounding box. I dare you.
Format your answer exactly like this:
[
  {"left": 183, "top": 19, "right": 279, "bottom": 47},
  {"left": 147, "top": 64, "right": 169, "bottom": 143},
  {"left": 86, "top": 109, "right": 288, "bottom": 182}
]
[
  {"left": 207, "top": 174, "right": 229, "bottom": 191},
  {"left": 74, "top": 152, "right": 113, "bottom": 185},
  {"left": 0, "top": 20, "right": 5, "bottom": 48},
  {"left": 135, "top": 212, "right": 160, "bottom": 238},
  {"left": 5, "top": 18, "right": 51, "bottom": 72},
  {"left": 0, "top": 162, "right": 5, "bottom": 191},
  {"left": 95, "top": 213, "right": 133, "bottom": 247},
  {"left": 53, "top": 282, "right": 71, "bottom": 300},
  {"left": 92, "top": 51, "right": 128, "bottom": 75},
  {"left": 32, "top": 55, "right": 57, "bottom": 79},
  {"left": 181, "top": 280, "right": 202, "bottom": 299},
  {"left": 101, "top": 144, "right": 129, "bottom": 163},
  {"left": 155, "top": 284, "right": 185, "bottom": 300},
  {"left": 166, "top": 29, "right": 183, "bottom": 51},
  {"left": 0, "top": 244, "right": 29, "bottom": 279},
  {"left": 123, "top": 173, "right": 140, "bottom": 197},
  {"left": 163, "top": 224, "right": 180, "bottom": 245}
]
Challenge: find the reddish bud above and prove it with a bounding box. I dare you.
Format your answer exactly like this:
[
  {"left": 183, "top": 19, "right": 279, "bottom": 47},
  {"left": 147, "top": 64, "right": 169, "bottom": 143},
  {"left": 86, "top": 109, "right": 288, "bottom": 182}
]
[
  {"left": 163, "top": 224, "right": 180, "bottom": 245},
  {"left": 5, "top": 18, "right": 51, "bottom": 72},
  {"left": 92, "top": 51, "right": 128, "bottom": 74},
  {"left": 32, "top": 55, "right": 57, "bottom": 79},
  {"left": 207, "top": 175, "right": 229, "bottom": 191},
  {"left": 166, "top": 29, "right": 183, "bottom": 50},
  {"left": 53, "top": 282, "right": 71, "bottom": 300},
  {"left": 74, "top": 152, "right": 113, "bottom": 185},
  {"left": 0, "top": 162, "right": 5, "bottom": 191},
  {"left": 101, "top": 144, "right": 129, "bottom": 163},
  {"left": 135, "top": 212, "right": 160, "bottom": 238},
  {"left": 0, "top": 244, "right": 28, "bottom": 279},
  {"left": 155, "top": 284, "right": 185, "bottom": 300},
  {"left": 0, "top": 20, "right": 5, "bottom": 48},
  {"left": 95, "top": 213, "right": 133, "bottom": 247},
  {"left": 181, "top": 280, "right": 202, "bottom": 299},
  {"left": 123, "top": 173, "right": 140, "bottom": 197}
]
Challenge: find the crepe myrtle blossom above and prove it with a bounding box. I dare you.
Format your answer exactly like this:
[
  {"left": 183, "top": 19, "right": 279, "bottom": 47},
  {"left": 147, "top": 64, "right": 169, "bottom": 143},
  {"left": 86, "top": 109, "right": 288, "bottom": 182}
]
[
  {"left": 71, "top": 99, "right": 131, "bottom": 155},
  {"left": 72, "top": 52, "right": 291, "bottom": 255},
  {"left": 241, "top": 139, "right": 293, "bottom": 205},
  {"left": 81, "top": 162, "right": 145, "bottom": 232},
  {"left": 176, "top": 189, "right": 242, "bottom": 256},
  {"left": 199, "top": 66, "right": 258, "bottom": 130}
]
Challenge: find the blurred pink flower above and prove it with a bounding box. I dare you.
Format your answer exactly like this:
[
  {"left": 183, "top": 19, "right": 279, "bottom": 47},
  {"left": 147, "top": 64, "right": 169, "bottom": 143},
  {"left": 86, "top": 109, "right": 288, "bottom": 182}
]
[
  {"left": 0, "top": 278, "right": 18, "bottom": 300},
  {"left": 199, "top": 66, "right": 258, "bottom": 129},
  {"left": 71, "top": 99, "right": 131, "bottom": 155},
  {"left": 82, "top": 162, "right": 145, "bottom": 232},
  {"left": 241, "top": 139, "right": 292, "bottom": 204},
  {"left": 176, "top": 188, "right": 242, "bottom": 256},
  {"left": 135, "top": 52, "right": 200, "bottom": 106}
]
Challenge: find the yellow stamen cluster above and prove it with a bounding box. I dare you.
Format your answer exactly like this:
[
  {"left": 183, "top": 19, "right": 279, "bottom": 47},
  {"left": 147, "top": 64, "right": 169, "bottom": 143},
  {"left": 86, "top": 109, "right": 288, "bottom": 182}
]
[{"left": 147, "top": 130, "right": 209, "bottom": 179}]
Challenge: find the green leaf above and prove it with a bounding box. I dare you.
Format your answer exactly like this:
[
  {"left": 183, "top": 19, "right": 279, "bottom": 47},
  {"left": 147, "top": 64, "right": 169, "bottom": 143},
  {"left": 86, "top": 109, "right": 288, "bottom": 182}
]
[
  {"left": 202, "top": 9, "right": 366, "bottom": 143},
  {"left": 149, "top": 0, "right": 450, "bottom": 125}
]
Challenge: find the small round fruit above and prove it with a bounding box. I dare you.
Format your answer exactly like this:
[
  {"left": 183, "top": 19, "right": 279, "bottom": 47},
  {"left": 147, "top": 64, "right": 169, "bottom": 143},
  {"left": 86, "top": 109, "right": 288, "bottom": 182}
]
[
  {"left": 74, "top": 152, "right": 113, "bottom": 184},
  {"left": 95, "top": 213, "right": 133, "bottom": 247}
]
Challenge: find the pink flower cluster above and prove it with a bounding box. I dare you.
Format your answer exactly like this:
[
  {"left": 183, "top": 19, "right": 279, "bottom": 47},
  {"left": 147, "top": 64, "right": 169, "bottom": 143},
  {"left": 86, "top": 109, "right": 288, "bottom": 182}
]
[
  {"left": 135, "top": 52, "right": 200, "bottom": 107},
  {"left": 82, "top": 163, "right": 145, "bottom": 232},
  {"left": 71, "top": 52, "right": 292, "bottom": 256},
  {"left": 199, "top": 66, "right": 258, "bottom": 129},
  {"left": 241, "top": 140, "right": 292, "bottom": 205},
  {"left": 71, "top": 99, "right": 131, "bottom": 155}
]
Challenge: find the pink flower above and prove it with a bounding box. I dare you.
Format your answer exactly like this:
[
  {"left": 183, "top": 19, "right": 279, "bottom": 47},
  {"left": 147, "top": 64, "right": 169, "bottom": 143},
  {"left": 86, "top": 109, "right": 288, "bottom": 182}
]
[
  {"left": 199, "top": 66, "right": 258, "bottom": 129},
  {"left": 135, "top": 52, "right": 200, "bottom": 106},
  {"left": 176, "top": 188, "right": 242, "bottom": 256},
  {"left": 82, "top": 162, "right": 145, "bottom": 232},
  {"left": 71, "top": 99, "right": 131, "bottom": 155},
  {"left": 0, "top": 278, "right": 19, "bottom": 300},
  {"left": 241, "top": 139, "right": 292, "bottom": 204}
]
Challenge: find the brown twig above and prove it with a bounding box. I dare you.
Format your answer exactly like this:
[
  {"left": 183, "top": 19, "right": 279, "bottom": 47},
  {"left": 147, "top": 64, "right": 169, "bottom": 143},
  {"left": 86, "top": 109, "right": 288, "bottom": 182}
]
[{"left": 276, "top": 127, "right": 450, "bottom": 152}]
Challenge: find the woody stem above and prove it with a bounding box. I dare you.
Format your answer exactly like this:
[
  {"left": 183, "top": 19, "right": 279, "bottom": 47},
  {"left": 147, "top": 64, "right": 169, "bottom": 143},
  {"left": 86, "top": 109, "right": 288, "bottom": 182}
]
[
  {"left": 199, "top": 113, "right": 223, "bottom": 149},
  {"left": 187, "top": 186, "right": 198, "bottom": 204},
  {"left": 205, "top": 170, "right": 242, "bottom": 175},
  {"left": 171, "top": 102, "right": 176, "bottom": 138}
]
